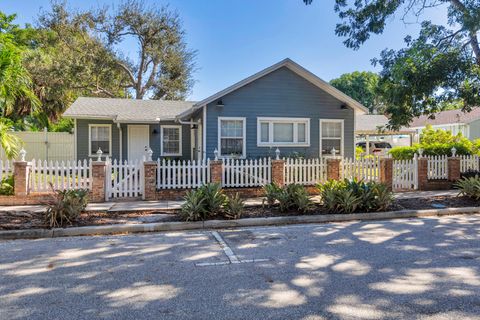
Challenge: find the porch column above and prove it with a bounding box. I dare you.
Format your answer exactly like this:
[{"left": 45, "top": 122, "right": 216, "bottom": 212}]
[
  {"left": 365, "top": 135, "right": 370, "bottom": 155},
  {"left": 91, "top": 161, "right": 107, "bottom": 202},
  {"left": 13, "top": 161, "right": 30, "bottom": 196}
]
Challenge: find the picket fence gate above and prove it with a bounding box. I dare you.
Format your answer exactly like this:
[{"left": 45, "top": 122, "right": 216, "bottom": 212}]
[
  {"left": 157, "top": 159, "right": 210, "bottom": 189},
  {"left": 106, "top": 159, "right": 143, "bottom": 200},
  {"left": 29, "top": 159, "right": 91, "bottom": 192},
  {"left": 284, "top": 158, "right": 327, "bottom": 185},
  {"left": 460, "top": 155, "right": 480, "bottom": 173},
  {"left": 342, "top": 157, "right": 380, "bottom": 182},
  {"left": 392, "top": 156, "right": 418, "bottom": 191},
  {"left": 222, "top": 158, "right": 271, "bottom": 187},
  {"left": 427, "top": 155, "right": 448, "bottom": 180}
]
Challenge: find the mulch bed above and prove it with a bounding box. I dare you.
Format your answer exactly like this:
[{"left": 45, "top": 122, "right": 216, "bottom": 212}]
[{"left": 1, "top": 195, "right": 479, "bottom": 231}]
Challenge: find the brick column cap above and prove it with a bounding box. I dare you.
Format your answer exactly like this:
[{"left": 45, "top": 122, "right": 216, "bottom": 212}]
[
  {"left": 210, "top": 160, "right": 223, "bottom": 164},
  {"left": 143, "top": 161, "right": 157, "bottom": 166}
]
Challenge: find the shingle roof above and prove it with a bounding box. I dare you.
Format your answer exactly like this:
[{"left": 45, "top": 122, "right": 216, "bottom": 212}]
[
  {"left": 355, "top": 114, "right": 414, "bottom": 134},
  {"left": 63, "top": 97, "right": 196, "bottom": 122},
  {"left": 409, "top": 108, "right": 480, "bottom": 127}
]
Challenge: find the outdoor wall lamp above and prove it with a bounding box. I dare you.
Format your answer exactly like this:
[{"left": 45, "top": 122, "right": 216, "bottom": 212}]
[{"left": 216, "top": 99, "right": 225, "bottom": 107}]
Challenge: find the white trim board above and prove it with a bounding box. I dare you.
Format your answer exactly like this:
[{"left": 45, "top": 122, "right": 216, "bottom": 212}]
[
  {"left": 217, "top": 117, "right": 246, "bottom": 158},
  {"left": 160, "top": 125, "right": 183, "bottom": 157},
  {"left": 88, "top": 124, "right": 112, "bottom": 157},
  {"left": 256, "top": 117, "right": 310, "bottom": 147},
  {"left": 319, "top": 119, "right": 344, "bottom": 158}
]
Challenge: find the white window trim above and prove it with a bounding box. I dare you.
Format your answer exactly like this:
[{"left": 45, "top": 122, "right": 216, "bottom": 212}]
[
  {"left": 88, "top": 124, "right": 112, "bottom": 157},
  {"left": 217, "top": 117, "right": 246, "bottom": 158},
  {"left": 319, "top": 119, "right": 344, "bottom": 157},
  {"left": 257, "top": 117, "right": 310, "bottom": 147},
  {"left": 161, "top": 125, "right": 183, "bottom": 156}
]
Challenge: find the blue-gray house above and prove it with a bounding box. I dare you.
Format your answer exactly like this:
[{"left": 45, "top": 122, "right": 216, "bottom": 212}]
[{"left": 64, "top": 58, "right": 367, "bottom": 161}]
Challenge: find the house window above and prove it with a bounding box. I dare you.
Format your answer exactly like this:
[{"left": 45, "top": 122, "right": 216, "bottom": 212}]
[
  {"left": 218, "top": 117, "right": 246, "bottom": 158},
  {"left": 161, "top": 125, "right": 182, "bottom": 156},
  {"left": 320, "top": 119, "right": 343, "bottom": 156},
  {"left": 257, "top": 118, "right": 310, "bottom": 146},
  {"left": 89, "top": 124, "right": 111, "bottom": 156}
]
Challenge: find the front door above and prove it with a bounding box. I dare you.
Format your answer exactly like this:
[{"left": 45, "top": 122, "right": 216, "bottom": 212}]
[{"left": 128, "top": 125, "right": 150, "bottom": 161}]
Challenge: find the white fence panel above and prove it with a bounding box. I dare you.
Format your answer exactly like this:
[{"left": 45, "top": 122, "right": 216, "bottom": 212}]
[
  {"left": 460, "top": 155, "right": 479, "bottom": 173},
  {"left": 342, "top": 157, "right": 380, "bottom": 182},
  {"left": 393, "top": 156, "right": 418, "bottom": 190},
  {"left": 0, "top": 131, "right": 74, "bottom": 162},
  {"left": 107, "top": 159, "right": 143, "bottom": 199},
  {"left": 157, "top": 159, "right": 210, "bottom": 189},
  {"left": 29, "top": 159, "right": 91, "bottom": 192},
  {"left": 0, "top": 160, "right": 12, "bottom": 182},
  {"left": 284, "top": 158, "right": 327, "bottom": 185},
  {"left": 223, "top": 158, "right": 271, "bottom": 187},
  {"left": 427, "top": 155, "right": 448, "bottom": 179}
]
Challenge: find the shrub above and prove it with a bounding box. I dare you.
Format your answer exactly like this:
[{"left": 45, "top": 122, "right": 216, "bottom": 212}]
[
  {"left": 180, "top": 190, "right": 206, "bottom": 221},
  {"left": 263, "top": 183, "right": 282, "bottom": 207},
  {"left": 198, "top": 183, "right": 226, "bottom": 217},
  {"left": 0, "top": 175, "right": 14, "bottom": 195},
  {"left": 318, "top": 179, "right": 393, "bottom": 214},
  {"left": 454, "top": 176, "right": 480, "bottom": 200},
  {"left": 264, "top": 183, "right": 314, "bottom": 213},
  {"left": 224, "top": 193, "right": 245, "bottom": 219},
  {"left": 45, "top": 188, "right": 89, "bottom": 228}
]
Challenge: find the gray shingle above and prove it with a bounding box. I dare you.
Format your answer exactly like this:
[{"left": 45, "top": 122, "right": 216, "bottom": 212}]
[{"left": 63, "top": 97, "right": 196, "bottom": 122}]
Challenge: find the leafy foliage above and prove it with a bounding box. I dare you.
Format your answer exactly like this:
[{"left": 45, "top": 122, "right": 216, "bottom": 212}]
[
  {"left": 0, "top": 174, "right": 14, "bottom": 195},
  {"left": 455, "top": 176, "right": 480, "bottom": 200},
  {"left": 263, "top": 183, "right": 282, "bottom": 207},
  {"left": 263, "top": 183, "right": 314, "bottom": 213},
  {"left": 318, "top": 179, "right": 393, "bottom": 214},
  {"left": 224, "top": 193, "right": 245, "bottom": 220},
  {"left": 45, "top": 188, "right": 89, "bottom": 228},
  {"left": 180, "top": 183, "right": 231, "bottom": 221},
  {"left": 180, "top": 190, "right": 207, "bottom": 222}
]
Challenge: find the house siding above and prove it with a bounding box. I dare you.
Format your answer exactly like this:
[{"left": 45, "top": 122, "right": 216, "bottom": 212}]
[
  {"left": 205, "top": 66, "right": 355, "bottom": 159},
  {"left": 77, "top": 119, "right": 191, "bottom": 161},
  {"left": 467, "top": 120, "right": 480, "bottom": 140}
]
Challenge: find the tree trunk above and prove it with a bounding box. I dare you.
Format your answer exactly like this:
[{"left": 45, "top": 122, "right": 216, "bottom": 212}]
[{"left": 450, "top": 0, "right": 480, "bottom": 64}]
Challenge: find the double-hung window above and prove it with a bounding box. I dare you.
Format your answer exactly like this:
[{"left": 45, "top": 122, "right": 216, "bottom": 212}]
[
  {"left": 320, "top": 119, "right": 343, "bottom": 156},
  {"left": 257, "top": 118, "right": 310, "bottom": 146},
  {"left": 89, "top": 124, "right": 111, "bottom": 156},
  {"left": 218, "top": 117, "right": 246, "bottom": 158},
  {"left": 161, "top": 125, "right": 182, "bottom": 156}
]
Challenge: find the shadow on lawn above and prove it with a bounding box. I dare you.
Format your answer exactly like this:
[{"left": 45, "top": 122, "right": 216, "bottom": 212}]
[{"left": 0, "top": 214, "right": 479, "bottom": 319}]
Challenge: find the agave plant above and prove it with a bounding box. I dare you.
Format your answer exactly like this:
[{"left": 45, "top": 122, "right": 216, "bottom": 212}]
[
  {"left": 180, "top": 190, "right": 207, "bottom": 221},
  {"left": 455, "top": 177, "right": 480, "bottom": 200},
  {"left": 224, "top": 193, "right": 245, "bottom": 220}
]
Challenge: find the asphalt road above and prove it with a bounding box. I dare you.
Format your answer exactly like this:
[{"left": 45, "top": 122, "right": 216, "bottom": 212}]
[{"left": 1, "top": 214, "right": 480, "bottom": 320}]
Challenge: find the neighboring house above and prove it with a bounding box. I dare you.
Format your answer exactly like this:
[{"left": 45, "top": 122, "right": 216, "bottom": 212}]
[
  {"left": 409, "top": 108, "right": 480, "bottom": 141},
  {"left": 355, "top": 115, "right": 415, "bottom": 150},
  {"left": 64, "top": 58, "right": 368, "bottom": 161}
]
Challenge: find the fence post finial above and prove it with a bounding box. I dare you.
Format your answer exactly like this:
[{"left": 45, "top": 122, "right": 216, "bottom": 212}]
[
  {"left": 96, "top": 148, "right": 103, "bottom": 161},
  {"left": 275, "top": 148, "right": 280, "bottom": 160},
  {"left": 19, "top": 148, "right": 26, "bottom": 161},
  {"left": 147, "top": 148, "right": 153, "bottom": 161},
  {"left": 214, "top": 148, "right": 219, "bottom": 161},
  {"left": 331, "top": 147, "right": 337, "bottom": 157},
  {"left": 451, "top": 146, "right": 457, "bottom": 157},
  {"left": 418, "top": 148, "right": 424, "bottom": 157}
]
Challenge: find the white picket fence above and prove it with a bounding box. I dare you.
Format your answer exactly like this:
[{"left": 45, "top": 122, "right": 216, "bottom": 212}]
[
  {"left": 427, "top": 155, "right": 448, "bottom": 179},
  {"left": 107, "top": 159, "right": 143, "bottom": 199},
  {"left": 393, "top": 156, "right": 418, "bottom": 190},
  {"left": 342, "top": 157, "right": 380, "bottom": 182},
  {"left": 0, "top": 160, "right": 12, "bottom": 182},
  {"left": 29, "top": 159, "right": 92, "bottom": 192},
  {"left": 460, "top": 155, "right": 480, "bottom": 173},
  {"left": 222, "top": 158, "right": 271, "bottom": 187},
  {"left": 284, "top": 158, "right": 327, "bottom": 185},
  {"left": 157, "top": 159, "right": 210, "bottom": 189}
]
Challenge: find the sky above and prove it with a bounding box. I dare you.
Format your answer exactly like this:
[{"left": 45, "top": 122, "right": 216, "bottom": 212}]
[{"left": 2, "top": 0, "right": 449, "bottom": 101}]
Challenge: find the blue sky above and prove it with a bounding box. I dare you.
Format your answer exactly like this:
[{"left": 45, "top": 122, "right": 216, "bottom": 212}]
[{"left": 3, "top": 0, "right": 448, "bottom": 101}]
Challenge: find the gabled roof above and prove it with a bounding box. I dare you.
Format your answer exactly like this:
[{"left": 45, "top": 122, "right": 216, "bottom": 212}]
[
  {"left": 409, "top": 108, "right": 480, "bottom": 127},
  {"left": 177, "top": 58, "right": 368, "bottom": 119},
  {"left": 355, "top": 114, "right": 414, "bottom": 134},
  {"left": 64, "top": 97, "right": 195, "bottom": 122}
]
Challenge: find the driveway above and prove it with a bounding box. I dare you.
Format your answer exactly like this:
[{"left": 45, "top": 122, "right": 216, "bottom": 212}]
[{"left": 1, "top": 215, "right": 480, "bottom": 319}]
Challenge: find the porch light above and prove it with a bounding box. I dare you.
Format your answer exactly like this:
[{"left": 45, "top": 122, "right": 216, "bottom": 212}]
[
  {"left": 216, "top": 99, "right": 224, "bottom": 107},
  {"left": 152, "top": 129, "right": 159, "bottom": 134},
  {"left": 340, "top": 104, "right": 348, "bottom": 109}
]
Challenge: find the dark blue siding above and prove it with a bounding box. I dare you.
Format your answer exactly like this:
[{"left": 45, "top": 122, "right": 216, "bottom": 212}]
[{"left": 205, "top": 67, "right": 355, "bottom": 159}]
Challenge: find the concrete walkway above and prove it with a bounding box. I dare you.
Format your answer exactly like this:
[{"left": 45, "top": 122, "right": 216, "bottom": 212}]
[{"left": 0, "top": 189, "right": 459, "bottom": 213}]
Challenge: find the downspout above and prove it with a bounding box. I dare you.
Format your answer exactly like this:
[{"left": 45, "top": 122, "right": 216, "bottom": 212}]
[
  {"left": 117, "top": 123, "right": 122, "bottom": 162},
  {"left": 74, "top": 118, "right": 77, "bottom": 161}
]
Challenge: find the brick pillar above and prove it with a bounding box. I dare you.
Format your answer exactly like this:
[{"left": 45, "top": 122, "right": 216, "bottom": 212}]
[
  {"left": 379, "top": 158, "right": 393, "bottom": 190},
  {"left": 417, "top": 157, "right": 428, "bottom": 190},
  {"left": 91, "top": 161, "right": 107, "bottom": 202},
  {"left": 210, "top": 160, "right": 223, "bottom": 185},
  {"left": 448, "top": 157, "right": 460, "bottom": 182},
  {"left": 326, "top": 158, "right": 341, "bottom": 181},
  {"left": 13, "top": 161, "right": 30, "bottom": 196},
  {"left": 143, "top": 161, "right": 157, "bottom": 200},
  {"left": 271, "top": 159, "right": 285, "bottom": 186}
]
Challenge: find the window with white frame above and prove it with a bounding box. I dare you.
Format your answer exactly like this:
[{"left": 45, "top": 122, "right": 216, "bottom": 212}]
[
  {"left": 320, "top": 119, "right": 343, "bottom": 156},
  {"left": 218, "top": 117, "right": 245, "bottom": 157},
  {"left": 89, "top": 124, "right": 111, "bottom": 156},
  {"left": 161, "top": 126, "right": 182, "bottom": 156},
  {"left": 257, "top": 118, "right": 310, "bottom": 146}
]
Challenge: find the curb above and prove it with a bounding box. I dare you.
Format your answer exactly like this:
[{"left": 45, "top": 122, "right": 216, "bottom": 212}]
[{"left": 1, "top": 206, "right": 479, "bottom": 240}]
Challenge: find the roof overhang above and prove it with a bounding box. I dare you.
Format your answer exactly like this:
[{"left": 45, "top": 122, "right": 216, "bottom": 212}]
[{"left": 177, "top": 58, "right": 369, "bottom": 120}]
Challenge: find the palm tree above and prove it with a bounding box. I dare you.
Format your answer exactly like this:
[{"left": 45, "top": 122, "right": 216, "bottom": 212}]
[{"left": 0, "top": 121, "right": 21, "bottom": 159}]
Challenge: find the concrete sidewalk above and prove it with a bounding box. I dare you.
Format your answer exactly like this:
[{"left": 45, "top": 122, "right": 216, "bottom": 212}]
[{"left": 0, "top": 189, "right": 459, "bottom": 213}]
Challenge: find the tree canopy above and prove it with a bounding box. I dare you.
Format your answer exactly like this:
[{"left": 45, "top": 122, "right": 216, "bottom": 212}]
[
  {"left": 330, "top": 71, "right": 381, "bottom": 113},
  {"left": 305, "top": 0, "right": 480, "bottom": 129}
]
